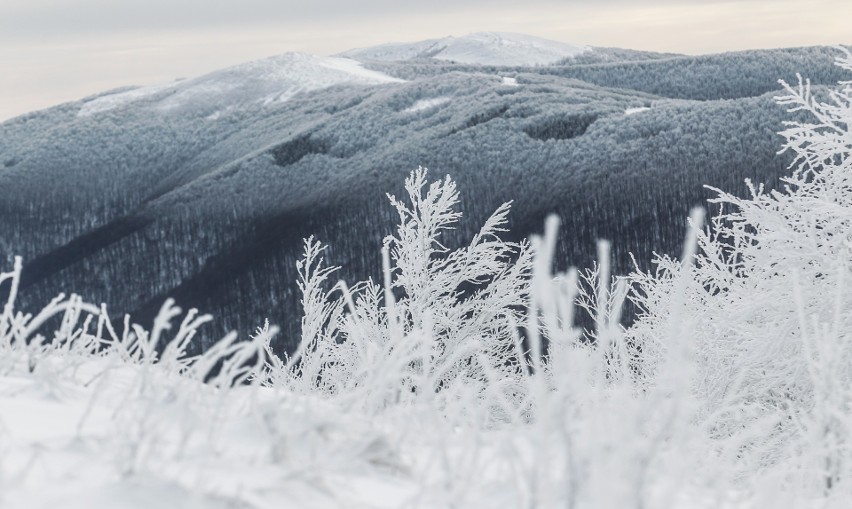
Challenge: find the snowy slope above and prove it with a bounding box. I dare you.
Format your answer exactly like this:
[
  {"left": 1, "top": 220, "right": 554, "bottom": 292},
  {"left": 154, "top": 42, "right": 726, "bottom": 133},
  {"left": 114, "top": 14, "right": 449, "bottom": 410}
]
[
  {"left": 340, "top": 32, "right": 590, "bottom": 66},
  {"left": 0, "top": 359, "right": 416, "bottom": 509},
  {"left": 79, "top": 53, "right": 403, "bottom": 117}
]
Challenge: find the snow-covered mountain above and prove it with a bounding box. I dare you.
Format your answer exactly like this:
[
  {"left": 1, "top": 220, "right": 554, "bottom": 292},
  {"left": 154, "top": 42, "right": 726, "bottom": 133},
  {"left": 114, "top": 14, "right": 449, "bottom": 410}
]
[
  {"left": 0, "top": 41, "right": 843, "bottom": 348},
  {"left": 79, "top": 53, "right": 403, "bottom": 117},
  {"left": 340, "top": 32, "right": 590, "bottom": 66}
]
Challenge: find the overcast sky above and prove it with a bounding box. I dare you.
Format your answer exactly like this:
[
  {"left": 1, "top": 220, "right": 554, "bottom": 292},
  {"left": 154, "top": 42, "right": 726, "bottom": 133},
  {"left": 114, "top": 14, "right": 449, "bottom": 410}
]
[{"left": 2, "top": 0, "right": 850, "bottom": 121}]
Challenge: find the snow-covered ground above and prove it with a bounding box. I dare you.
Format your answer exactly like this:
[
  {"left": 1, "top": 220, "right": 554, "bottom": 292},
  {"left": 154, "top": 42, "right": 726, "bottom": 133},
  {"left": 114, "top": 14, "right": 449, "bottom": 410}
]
[
  {"left": 625, "top": 106, "right": 651, "bottom": 115},
  {"left": 403, "top": 97, "right": 451, "bottom": 113},
  {"left": 0, "top": 358, "right": 416, "bottom": 509},
  {"left": 340, "top": 32, "right": 590, "bottom": 66},
  {"left": 78, "top": 53, "right": 403, "bottom": 117}
]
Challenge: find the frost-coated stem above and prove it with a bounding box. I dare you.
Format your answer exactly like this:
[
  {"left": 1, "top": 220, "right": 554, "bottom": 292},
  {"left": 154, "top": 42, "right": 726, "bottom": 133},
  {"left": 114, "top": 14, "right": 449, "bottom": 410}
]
[
  {"left": 382, "top": 243, "right": 401, "bottom": 342},
  {"left": 0, "top": 256, "right": 22, "bottom": 339}
]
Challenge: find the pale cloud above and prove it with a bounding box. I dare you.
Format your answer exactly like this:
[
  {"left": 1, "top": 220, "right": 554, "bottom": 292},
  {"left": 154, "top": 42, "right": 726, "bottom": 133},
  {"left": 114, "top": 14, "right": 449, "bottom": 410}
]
[{"left": 2, "top": 0, "right": 851, "bottom": 121}]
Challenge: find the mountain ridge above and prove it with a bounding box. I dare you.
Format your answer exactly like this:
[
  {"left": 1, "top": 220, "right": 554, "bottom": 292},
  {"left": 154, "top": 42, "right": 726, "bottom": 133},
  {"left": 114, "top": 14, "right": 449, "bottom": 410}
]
[
  {"left": 339, "top": 32, "right": 591, "bottom": 65},
  {"left": 1, "top": 39, "right": 846, "bottom": 349},
  {"left": 77, "top": 52, "right": 404, "bottom": 118}
]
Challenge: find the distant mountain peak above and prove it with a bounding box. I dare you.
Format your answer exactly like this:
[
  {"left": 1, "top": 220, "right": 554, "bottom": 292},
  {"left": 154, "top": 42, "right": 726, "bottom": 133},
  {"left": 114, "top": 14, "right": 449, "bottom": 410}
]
[
  {"left": 340, "top": 32, "right": 590, "bottom": 66},
  {"left": 78, "top": 52, "right": 403, "bottom": 117}
]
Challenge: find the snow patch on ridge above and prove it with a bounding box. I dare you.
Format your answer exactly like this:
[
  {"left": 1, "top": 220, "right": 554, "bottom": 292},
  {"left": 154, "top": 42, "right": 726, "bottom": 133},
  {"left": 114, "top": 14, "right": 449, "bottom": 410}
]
[
  {"left": 341, "top": 32, "right": 590, "bottom": 66},
  {"left": 78, "top": 53, "right": 404, "bottom": 117},
  {"left": 79, "top": 83, "right": 175, "bottom": 116},
  {"left": 404, "top": 97, "right": 451, "bottom": 113},
  {"left": 625, "top": 107, "right": 651, "bottom": 115}
]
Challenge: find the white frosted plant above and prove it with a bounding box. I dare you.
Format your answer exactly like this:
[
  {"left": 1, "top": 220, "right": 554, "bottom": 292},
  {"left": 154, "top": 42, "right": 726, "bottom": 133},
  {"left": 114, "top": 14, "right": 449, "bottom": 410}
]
[
  {"left": 629, "top": 48, "right": 852, "bottom": 496},
  {"left": 520, "top": 210, "right": 730, "bottom": 509},
  {"left": 275, "top": 168, "right": 534, "bottom": 418}
]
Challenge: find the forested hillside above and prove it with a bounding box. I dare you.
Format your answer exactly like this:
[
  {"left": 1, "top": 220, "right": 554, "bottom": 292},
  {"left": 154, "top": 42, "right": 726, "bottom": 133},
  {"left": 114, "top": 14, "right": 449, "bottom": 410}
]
[{"left": 0, "top": 43, "right": 841, "bottom": 349}]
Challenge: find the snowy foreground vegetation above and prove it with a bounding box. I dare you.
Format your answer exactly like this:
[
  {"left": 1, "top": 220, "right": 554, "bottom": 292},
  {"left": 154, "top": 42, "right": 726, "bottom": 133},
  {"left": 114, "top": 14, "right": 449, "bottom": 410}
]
[{"left": 1, "top": 52, "right": 851, "bottom": 508}]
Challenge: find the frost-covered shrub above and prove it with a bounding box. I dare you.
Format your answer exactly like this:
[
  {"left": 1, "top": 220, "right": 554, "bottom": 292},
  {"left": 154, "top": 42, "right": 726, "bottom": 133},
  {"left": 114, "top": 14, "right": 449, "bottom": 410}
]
[
  {"left": 629, "top": 48, "right": 852, "bottom": 492},
  {"left": 275, "top": 168, "right": 533, "bottom": 418}
]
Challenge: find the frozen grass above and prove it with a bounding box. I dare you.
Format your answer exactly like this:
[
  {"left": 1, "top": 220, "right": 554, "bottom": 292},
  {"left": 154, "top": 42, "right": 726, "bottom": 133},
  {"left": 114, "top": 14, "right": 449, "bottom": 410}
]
[{"left": 1, "top": 50, "right": 850, "bottom": 508}]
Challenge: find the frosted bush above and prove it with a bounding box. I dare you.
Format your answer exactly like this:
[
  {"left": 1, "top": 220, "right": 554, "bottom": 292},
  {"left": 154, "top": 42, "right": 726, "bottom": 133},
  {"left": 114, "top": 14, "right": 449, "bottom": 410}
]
[
  {"left": 629, "top": 48, "right": 852, "bottom": 495},
  {"left": 273, "top": 168, "right": 534, "bottom": 420}
]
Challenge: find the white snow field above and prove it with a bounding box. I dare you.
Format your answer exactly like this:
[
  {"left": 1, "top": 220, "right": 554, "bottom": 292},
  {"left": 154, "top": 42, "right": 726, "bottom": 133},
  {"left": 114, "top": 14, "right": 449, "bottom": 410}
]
[
  {"left": 78, "top": 53, "right": 403, "bottom": 117},
  {"left": 0, "top": 345, "right": 415, "bottom": 509},
  {"left": 403, "top": 97, "right": 452, "bottom": 113},
  {"left": 2, "top": 46, "right": 851, "bottom": 509},
  {"left": 340, "top": 32, "right": 590, "bottom": 66}
]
